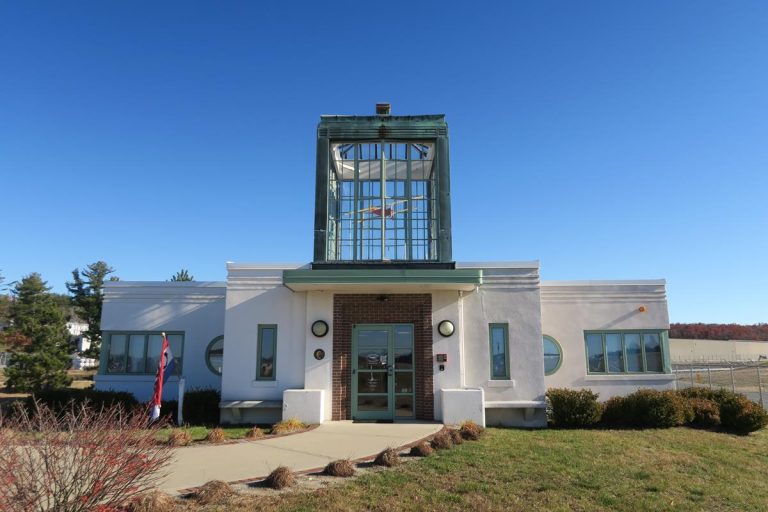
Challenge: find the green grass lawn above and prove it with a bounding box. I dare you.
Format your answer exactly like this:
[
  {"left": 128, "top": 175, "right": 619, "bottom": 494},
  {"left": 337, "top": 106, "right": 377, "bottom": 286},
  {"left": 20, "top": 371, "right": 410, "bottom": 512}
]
[
  {"left": 219, "top": 427, "right": 768, "bottom": 512},
  {"left": 155, "top": 425, "right": 261, "bottom": 443}
]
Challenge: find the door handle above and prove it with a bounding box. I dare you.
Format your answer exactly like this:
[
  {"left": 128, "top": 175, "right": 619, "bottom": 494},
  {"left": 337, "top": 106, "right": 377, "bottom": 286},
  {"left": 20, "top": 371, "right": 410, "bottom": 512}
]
[{"left": 387, "top": 365, "right": 394, "bottom": 376}]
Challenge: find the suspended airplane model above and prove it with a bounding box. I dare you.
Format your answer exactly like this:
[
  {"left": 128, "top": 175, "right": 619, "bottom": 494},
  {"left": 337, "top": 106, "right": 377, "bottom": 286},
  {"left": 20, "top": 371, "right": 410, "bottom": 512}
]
[{"left": 344, "top": 196, "right": 424, "bottom": 222}]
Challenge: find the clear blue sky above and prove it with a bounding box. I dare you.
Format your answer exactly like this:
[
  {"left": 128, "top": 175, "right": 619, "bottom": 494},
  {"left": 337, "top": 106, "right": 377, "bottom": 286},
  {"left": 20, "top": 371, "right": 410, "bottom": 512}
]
[{"left": 1, "top": 1, "right": 766, "bottom": 323}]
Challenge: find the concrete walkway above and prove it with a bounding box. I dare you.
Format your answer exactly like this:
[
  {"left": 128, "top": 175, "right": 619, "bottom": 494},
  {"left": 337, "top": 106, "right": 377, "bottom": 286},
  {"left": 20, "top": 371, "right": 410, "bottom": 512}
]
[{"left": 161, "top": 422, "right": 442, "bottom": 493}]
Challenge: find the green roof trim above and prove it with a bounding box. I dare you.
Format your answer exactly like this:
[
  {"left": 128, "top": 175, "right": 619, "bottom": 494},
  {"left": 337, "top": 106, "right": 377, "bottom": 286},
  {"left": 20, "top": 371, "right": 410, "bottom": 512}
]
[{"left": 283, "top": 269, "right": 482, "bottom": 286}]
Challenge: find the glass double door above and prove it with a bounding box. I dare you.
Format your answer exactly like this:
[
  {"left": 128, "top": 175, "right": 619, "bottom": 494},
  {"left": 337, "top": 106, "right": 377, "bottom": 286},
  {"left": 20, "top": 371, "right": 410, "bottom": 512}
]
[{"left": 352, "top": 324, "right": 415, "bottom": 421}]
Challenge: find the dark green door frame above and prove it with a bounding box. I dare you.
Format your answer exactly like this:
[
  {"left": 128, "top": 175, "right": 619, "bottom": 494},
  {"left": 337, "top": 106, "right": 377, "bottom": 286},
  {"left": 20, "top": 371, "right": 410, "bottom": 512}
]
[{"left": 351, "top": 324, "right": 415, "bottom": 421}]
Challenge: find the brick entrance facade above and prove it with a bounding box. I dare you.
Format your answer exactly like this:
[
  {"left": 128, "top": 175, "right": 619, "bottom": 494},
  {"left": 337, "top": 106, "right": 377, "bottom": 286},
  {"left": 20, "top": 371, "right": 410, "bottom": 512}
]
[{"left": 332, "top": 294, "right": 434, "bottom": 421}]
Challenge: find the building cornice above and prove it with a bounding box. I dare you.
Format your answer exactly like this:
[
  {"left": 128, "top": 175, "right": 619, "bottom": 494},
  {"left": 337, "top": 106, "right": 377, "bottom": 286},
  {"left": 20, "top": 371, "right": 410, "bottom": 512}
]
[{"left": 540, "top": 280, "right": 667, "bottom": 303}]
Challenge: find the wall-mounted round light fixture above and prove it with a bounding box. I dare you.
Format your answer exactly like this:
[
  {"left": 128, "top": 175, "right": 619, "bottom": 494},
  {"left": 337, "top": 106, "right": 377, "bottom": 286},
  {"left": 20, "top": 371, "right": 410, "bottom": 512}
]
[
  {"left": 311, "top": 320, "right": 329, "bottom": 337},
  {"left": 438, "top": 320, "right": 455, "bottom": 337}
]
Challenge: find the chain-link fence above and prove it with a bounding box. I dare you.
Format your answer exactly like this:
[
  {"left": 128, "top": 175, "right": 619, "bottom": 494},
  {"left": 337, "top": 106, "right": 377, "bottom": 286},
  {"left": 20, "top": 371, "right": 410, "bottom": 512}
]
[{"left": 672, "top": 360, "right": 767, "bottom": 408}]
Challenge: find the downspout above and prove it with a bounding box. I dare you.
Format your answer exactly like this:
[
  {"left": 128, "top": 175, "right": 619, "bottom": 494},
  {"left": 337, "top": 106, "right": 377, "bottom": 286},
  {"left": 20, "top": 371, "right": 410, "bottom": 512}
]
[{"left": 458, "top": 290, "right": 466, "bottom": 388}]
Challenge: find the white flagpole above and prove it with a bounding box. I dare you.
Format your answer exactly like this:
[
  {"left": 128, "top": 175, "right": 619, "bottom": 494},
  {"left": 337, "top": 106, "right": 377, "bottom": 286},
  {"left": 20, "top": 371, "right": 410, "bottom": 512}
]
[{"left": 177, "top": 377, "right": 185, "bottom": 425}]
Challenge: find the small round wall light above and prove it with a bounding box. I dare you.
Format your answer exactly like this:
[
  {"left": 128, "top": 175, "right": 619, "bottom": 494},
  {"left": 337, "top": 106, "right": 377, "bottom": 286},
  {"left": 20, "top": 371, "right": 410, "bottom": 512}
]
[
  {"left": 638, "top": 306, "right": 647, "bottom": 313},
  {"left": 311, "top": 320, "right": 329, "bottom": 337},
  {"left": 438, "top": 320, "right": 455, "bottom": 337}
]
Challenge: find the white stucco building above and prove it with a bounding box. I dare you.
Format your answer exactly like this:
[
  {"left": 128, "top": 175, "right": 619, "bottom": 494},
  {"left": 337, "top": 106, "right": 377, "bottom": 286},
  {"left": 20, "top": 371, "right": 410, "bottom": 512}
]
[{"left": 95, "top": 106, "right": 674, "bottom": 427}]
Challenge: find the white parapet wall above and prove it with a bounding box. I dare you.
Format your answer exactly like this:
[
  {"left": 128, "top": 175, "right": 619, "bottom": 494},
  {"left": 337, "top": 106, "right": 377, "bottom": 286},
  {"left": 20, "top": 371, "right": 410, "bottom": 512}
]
[
  {"left": 442, "top": 388, "right": 485, "bottom": 427},
  {"left": 283, "top": 389, "right": 325, "bottom": 424}
]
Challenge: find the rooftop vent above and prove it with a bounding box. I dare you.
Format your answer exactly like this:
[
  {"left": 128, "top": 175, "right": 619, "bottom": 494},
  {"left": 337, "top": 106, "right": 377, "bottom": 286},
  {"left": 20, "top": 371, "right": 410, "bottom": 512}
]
[{"left": 375, "top": 103, "right": 391, "bottom": 116}]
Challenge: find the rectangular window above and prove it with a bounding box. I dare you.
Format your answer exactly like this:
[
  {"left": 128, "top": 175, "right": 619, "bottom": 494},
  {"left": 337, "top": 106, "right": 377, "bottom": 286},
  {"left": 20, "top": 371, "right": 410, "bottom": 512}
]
[
  {"left": 126, "top": 334, "right": 146, "bottom": 373},
  {"left": 103, "top": 332, "right": 184, "bottom": 375},
  {"left": 257, "top": 325, "right": 277, "bottom": 380},
  {"left": 584, "top": 331, "right": 668, "bottom": 374},
  {"left": 489, "top": 323, "right": 510, "bottom": 380}
]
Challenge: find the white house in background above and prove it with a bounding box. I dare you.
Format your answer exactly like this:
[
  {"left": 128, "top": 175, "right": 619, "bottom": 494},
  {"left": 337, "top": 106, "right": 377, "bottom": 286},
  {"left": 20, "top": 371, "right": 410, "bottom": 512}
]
[
  {"left": 66, "top": 320, "right": 91, "bottom": 353},
  {"left": 95, "top": 106, "right": 674, "bottom": 427}
]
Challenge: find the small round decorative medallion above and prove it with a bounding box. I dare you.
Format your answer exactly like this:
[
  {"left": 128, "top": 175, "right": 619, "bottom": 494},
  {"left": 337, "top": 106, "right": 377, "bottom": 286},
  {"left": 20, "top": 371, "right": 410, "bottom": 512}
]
[
  {"left": 313, "top": 348, "right": 326, "bottom": 361},
  {"left": 438, "top": 320, "right": 455, "bottom": 337},
  {"left": 311, "top": 320, "right": 329, "bottom": 337}
]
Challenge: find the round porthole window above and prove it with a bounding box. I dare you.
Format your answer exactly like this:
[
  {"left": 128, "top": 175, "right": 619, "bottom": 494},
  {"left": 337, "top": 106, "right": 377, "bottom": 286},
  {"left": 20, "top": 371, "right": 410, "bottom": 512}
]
[
  {"left": 311, "top": 320, "right": 329, "bottom": 337},
  {"left": 205, "top": 336, "right": 224, "bottom": 376},
  {"left": 543, "top": 335, "right": 562, "bottom": 376}
]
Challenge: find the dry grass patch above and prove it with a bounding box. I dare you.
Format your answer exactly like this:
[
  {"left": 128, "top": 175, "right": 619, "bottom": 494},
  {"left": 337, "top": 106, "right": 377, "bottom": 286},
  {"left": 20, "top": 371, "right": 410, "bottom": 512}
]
[
  {"left": 449, "top": 428, "right": 463, "bottom": 445},
  {"left": 245, "top": 426, "right": 265, "bottom": 439},
  {"left": 167, "top": 428, "right": 192, "bottom": 446},
  {"left": 431, "top": 430, "right": 453, "bottom": 450},
  {"left": 324, "top": 459, "right": 356, "bottom": 477},
  {"left": 373, "top": 447, "right": 401, "bottom": 467},
  {"left": 193, "top": 480, "right": 235, "bottom": 505},
  {"left": 409, "top": 441, "right": 434, "bottom": 457},
  {"left": 264, "top": 466, "right": 295, "bottom": 489},
  {"left": 459, "top": 420, "right": 484, "bottom": 441},
  {"left": 205, "top": 427, "right": 226, "bottom": 444},
  {"left": 126, "top": 490, "right": 178, "bottom": 512},
  {"left": 270, "top": 417, "right": 307, "bottom": 435}
]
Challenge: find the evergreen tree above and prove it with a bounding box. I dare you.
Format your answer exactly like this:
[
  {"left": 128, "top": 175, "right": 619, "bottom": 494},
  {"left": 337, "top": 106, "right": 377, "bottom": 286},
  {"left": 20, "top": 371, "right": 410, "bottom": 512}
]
[
  {"left": 4, "top": 273, "right": 72, "bottom": 391},
  {"left": 66, "top": 261, "right": 116, "bottom": 359},
  {"left": 0, "top": 271, "right": 8, "bottom": 328},
  {"left": 170, "top": 269, "right": 194, "bottom": 282}
]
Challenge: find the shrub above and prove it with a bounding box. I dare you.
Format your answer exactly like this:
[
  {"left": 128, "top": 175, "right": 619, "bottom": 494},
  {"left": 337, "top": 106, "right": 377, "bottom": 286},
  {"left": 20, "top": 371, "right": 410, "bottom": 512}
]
[
  {"left": 265, "top": 466, "right": 295, "bottom": 489},
  {"left": 409, "top": 442, "right": 434, "bottom": 457},
  {"left": 193, "top": 480, "right": 234, "bottom": 505},
  {"left": 600, "top": 396, "right": 630, "bottom": 427},
  {"left": 431, "top": 430, "right": 453, "bottom": 450},
  {"left": 601, "top": 389, "right": 690, "bottom": 428},
  {"left": 546, "top": 388, "right": 602, "bottom": 428},
  {"left": 245, "top": 426, "right": 265, "bottom": 439},
  {"left": 182, "top": 388, "right": 220, "bottom": 426},
  {"left": 324, "top": 459, "right": 355, "bottom": 477},
  {"left": 27, "top": 388, "right": 138, "bottom": 415},
  {"left": 205, "top": 427, "right": 226, "bottom": 443},
  {"left": 373, "top": 447, "right": 401, "bottom": 467},
  {"left": 271, "top": 417, "right": 307, "bottom": 435},
  {"left": 688, "top": 398, "right": 721, "bottom": 428},
  {"left": 678, "top": 388, "right": 768, "bottom": 434},
  {"left": 449, "top": 428, "right": 463, "bottom": 445},
  {"left": 719, "top": 394, "right": 768, "bottom": 434},
  {"left": 0, "top": 400, "right": 172, "bottom": 512},
  {"left": 459, "top": 420, "right": 485, "bottom": 440},
  {"left": 167, "top": 428, "right": 193, "bottom": 446},
  {"left": 127, "top": 491, "right": 177, "bottom": 512},
  {"left": 160, "top": 400, "right": 178, "bottom": 424}
]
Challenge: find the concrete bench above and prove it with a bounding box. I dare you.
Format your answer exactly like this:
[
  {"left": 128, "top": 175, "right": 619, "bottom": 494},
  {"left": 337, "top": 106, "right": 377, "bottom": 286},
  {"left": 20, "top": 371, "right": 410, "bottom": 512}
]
[
  {"left": 484, "top": 400, "right": 546, "bottom": 421},
  {"left": 219, "top": 400, "right": 282, "bottom": 423}
]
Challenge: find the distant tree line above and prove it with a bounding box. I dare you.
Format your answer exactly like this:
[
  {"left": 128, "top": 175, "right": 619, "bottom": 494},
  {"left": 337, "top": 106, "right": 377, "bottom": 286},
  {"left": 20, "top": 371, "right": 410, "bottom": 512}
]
[{"left": 670, "top": 323, "right": 768, "bottom": 341}]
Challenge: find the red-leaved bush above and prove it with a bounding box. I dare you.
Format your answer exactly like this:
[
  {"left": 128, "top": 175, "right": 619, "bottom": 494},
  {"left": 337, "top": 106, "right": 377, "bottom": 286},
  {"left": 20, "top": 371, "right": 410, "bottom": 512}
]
[{"left": 0, "top": 400, "right": 173, "bottom": 512}]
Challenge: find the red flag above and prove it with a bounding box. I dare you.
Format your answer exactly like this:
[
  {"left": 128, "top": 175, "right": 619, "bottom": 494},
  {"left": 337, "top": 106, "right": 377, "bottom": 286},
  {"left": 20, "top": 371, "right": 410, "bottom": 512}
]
[{"left": 149, "top": 333, "right": 170, "bottom": 422}]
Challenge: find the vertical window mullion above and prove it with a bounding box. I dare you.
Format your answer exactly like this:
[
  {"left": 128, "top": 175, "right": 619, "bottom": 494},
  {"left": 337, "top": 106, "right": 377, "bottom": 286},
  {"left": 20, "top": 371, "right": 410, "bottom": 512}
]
[
  {"left": 353, "top": 144, "right": 359, "bottom": 261},
  {"left": 620, "top": 333, "right": 628, "bottom": 374}
]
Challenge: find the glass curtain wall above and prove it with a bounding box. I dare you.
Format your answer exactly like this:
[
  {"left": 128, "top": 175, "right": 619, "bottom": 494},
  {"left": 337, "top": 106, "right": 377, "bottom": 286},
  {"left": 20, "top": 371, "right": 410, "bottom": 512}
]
[{"left": 328, "top": 141, "right": 437, "bottom": 261}]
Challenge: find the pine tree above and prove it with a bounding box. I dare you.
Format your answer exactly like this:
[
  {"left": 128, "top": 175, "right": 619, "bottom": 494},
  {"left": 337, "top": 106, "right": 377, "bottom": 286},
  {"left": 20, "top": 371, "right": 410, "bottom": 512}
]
[
  {"left": 66, "top": 261, "right": 116, "bottom": 359},
  {"left": 4, "top": 273, "right": 72, "bottom": 391},
  {"left": 170, "top": 269, "right": 194, "bottom": 282}
]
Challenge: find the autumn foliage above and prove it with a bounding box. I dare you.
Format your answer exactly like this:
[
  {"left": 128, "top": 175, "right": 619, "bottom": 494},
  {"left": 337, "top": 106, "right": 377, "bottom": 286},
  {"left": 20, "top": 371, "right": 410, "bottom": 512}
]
[
  {"left": 670, "top": 323, "right": 768, "bottom": 341},
  {"left": 0, "top": 400, "right": 173, "bottom": 512}
]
